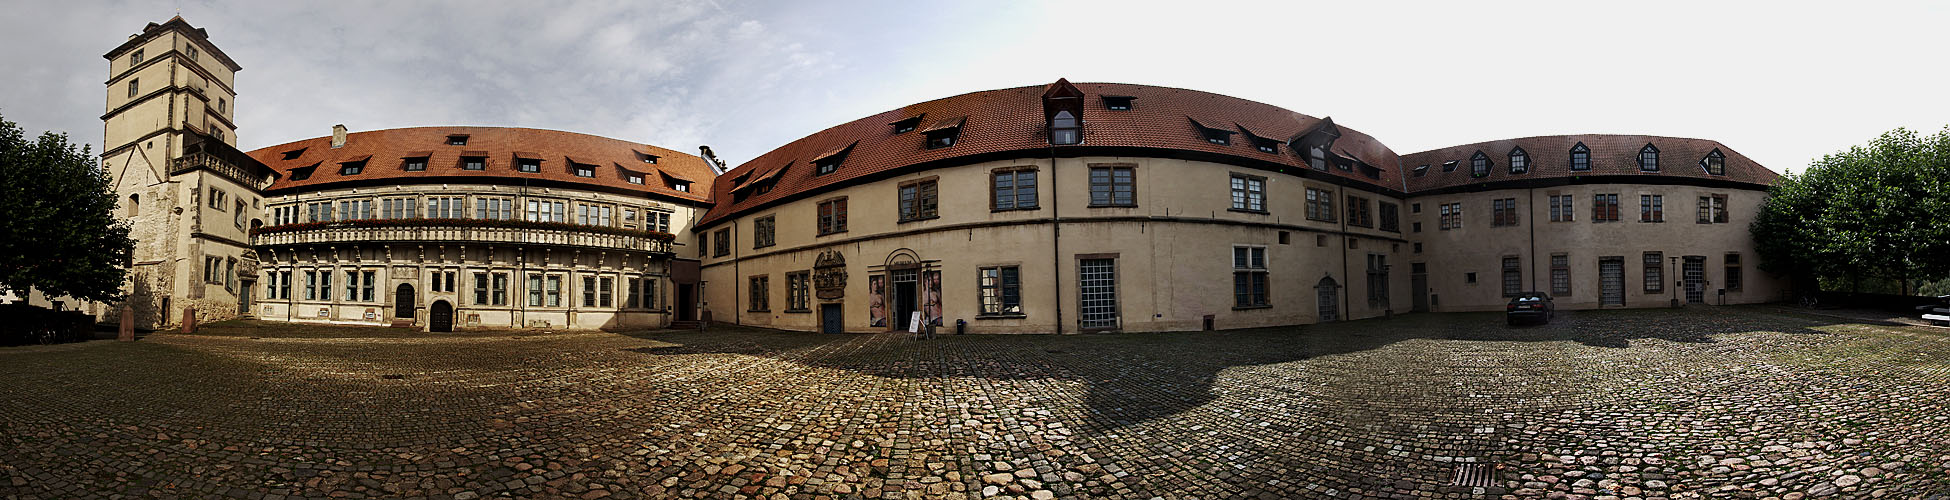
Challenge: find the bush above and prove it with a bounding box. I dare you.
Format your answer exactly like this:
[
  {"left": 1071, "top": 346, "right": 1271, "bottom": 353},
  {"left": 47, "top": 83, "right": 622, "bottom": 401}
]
[{"left": 0, "top": 303, "right": 95, "bottom": 346}]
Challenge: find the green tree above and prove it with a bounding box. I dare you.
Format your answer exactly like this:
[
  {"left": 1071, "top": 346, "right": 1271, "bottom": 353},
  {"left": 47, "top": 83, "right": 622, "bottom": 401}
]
[
  {"left": 1752, "top": 127, "right": 1950, "bottom": 295},
  {"left": 0, "top": 114, "right": 135, "bottom": 303}
]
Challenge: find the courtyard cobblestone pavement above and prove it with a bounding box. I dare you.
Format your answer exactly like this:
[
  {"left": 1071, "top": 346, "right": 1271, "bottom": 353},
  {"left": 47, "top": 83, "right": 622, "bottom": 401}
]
[{"left": 2, "top": 307, "right": 1948, "bottom": 499}]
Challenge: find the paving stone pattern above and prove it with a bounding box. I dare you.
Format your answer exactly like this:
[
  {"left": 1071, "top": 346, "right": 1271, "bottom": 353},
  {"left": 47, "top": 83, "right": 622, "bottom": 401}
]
[{"left": 1, "top": 307, "right": 1948, "bottom": 499}]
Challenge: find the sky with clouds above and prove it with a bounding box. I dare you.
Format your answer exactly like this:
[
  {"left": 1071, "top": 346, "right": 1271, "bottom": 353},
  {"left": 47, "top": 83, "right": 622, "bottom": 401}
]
[{"left": 3, "top": 0, "right": 1947, "bottom": 174}]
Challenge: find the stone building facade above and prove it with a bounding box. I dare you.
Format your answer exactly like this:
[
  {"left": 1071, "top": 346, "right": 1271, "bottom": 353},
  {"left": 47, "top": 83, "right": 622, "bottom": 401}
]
[{"left": 99, "top": 18, "right": 1782, "bottom": 333}]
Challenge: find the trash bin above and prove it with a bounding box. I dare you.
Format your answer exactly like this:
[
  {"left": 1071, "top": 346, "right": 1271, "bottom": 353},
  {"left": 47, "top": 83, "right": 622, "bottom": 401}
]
[{"left": 956, "top": 319, "right": 966, "bottom": 335}]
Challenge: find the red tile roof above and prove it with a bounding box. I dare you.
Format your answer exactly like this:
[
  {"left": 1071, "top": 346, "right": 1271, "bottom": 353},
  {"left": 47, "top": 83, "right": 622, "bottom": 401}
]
[
  {"left": 697, "top": 82, "right": 1405, "bottom": 227},
  {"left": 247, "top": 126, "right": 715, "bottom": 203},
  {"left": 1398, "top": 135, "right": 1777, "bottom": 192}
]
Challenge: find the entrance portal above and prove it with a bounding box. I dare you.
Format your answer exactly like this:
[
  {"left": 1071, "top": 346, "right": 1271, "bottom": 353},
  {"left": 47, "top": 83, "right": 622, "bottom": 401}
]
[
  {"left": 1410, "top": 263, "right": 1429, "bottom": 313},
  {"left": 429, "top": 300, "right": 453, "bottom": 332},
  {"left": 395, "top": 283, "right": 416, "bottom": 319},
  {"left": 1316, "top": 276, "right": 1340, "bottom": 322},
  {"left": 890, "top": 269, "right": 918, "bottom": 331},
  {"left": 821, "top": 303, "right": 843, "bottom": 334},
  {"left": 676, "top": 284, "right": 695, "bottom": 321},
  {"left": 1683, "top": 256, "right": 1706, "bottom": 304}
]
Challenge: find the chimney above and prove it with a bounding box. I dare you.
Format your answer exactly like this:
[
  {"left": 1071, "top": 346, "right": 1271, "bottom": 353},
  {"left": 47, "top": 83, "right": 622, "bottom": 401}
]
[
  {"left": 330, "top": 124, "right": 348, "bottom": 149},
  {"left": 698, "top": 145, "right": 728, "bottom": 175}
]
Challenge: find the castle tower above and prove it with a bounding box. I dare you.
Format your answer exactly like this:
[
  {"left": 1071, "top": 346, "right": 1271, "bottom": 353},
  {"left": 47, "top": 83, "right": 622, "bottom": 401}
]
[{"left": 102, "top": 16, "right": 275, "bottom": 329}]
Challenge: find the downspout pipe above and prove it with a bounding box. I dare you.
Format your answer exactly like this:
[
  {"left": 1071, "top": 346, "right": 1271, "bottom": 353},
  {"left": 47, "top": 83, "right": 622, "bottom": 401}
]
[{"left": 1049, "top": 144, "right": 1063, "bottom": 335}]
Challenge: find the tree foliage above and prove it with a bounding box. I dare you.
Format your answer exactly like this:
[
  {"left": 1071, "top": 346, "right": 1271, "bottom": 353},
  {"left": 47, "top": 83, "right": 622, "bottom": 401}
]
[
  {"left": 1752, "top": 127, "right": 1950, "bottom": 294},
  {"left": 0, "top": 114, "right": 135, "bottom": 303}
]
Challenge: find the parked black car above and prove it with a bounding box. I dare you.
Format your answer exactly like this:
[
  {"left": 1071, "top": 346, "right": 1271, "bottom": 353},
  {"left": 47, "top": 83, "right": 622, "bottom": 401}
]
[{"left": 1506, "top": 292, "right": 1555, "bottom": 325}]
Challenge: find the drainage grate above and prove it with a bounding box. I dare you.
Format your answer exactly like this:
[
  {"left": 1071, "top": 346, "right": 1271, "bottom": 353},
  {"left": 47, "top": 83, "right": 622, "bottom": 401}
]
[{"left": 1449, "top": 463, "right": 1495, "bottom": 487}]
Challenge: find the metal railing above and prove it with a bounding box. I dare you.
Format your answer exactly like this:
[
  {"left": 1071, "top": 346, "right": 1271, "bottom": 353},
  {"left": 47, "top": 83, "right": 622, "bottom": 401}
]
[{"left": 252, "top": 223, "right": 674, "bottom": 254}]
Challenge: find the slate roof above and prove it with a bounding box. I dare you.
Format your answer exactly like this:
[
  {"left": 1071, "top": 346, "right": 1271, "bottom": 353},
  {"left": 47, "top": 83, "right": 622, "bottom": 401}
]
[
  {"left": 247, "top": 126, "right": 715, "bottom": 203},
  {"left": 1398, "top": 135, "right": 1778, "bottom": 192}
]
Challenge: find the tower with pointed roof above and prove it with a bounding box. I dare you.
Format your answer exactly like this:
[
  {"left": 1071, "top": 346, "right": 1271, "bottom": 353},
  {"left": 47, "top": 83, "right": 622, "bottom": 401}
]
[{"left": 102, "top": 16, "right": 277, "bottom": 329}]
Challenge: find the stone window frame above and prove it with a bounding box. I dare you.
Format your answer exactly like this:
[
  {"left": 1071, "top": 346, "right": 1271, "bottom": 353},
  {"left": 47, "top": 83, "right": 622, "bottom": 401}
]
[
  {"left": 1640, "top": 194, "right": 1664, "bottom": 223},
  {"left": 713, "top": 227, "right": 731, "bottom": 257},
  {"left": 748, "top": 274, "right": 770, "bottom": 312},
  {"left": 817, "top": 197, "right": 848, "bottom": 236},
  {"left": 753, "top": 214, "right": 777, "bottom": 249},
  {"left": 897, "top": 176, "right": 941, "bottom": 223},
  {"left": 1232, "top": 246, "right": 1270, "bottom": 309},
  {"left": 785, "top": 271, "right": 811, "bottom": 313},
  {"left": 1550, "top": 253, "right": 1571, "bottom": 296},
  {"left": 1491, "top": 198, "right": 1520, "bottom": 227},
  {"left": 1591, "top": 193, "right": 1621, "bottom": 223},
  {"left": 1087, "top": 164, "right": 1138, "bottom": 208},
  {"left": 1643, "top": 252, "right": 1664, "bottom": 294},
  {"left": 991, "top": 166, "right": 1039, "bottom": 212},
  {"left": 977, "top": 265, "right": 1025, "bottom": 318},
  {"left": 1305, "top": 187, "right": 1336, "bottom": 222},
  {"left": 1501, "top": 256, "right": 1522, "bottom": 298},
  {"left": 1346, "top": 194, "right": 1372, "bottom": 228},
  {"left": 1230, "top": 173, "right": 1267, "bottom": 214}
]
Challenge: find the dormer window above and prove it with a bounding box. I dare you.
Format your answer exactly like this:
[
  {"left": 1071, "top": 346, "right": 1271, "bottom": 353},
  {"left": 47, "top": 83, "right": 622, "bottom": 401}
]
[
  {"left": 1470, "top": 151, "right": 1490, "bottom": 177},
  {"left": 1103, "top": 96, "right": 1135, "bottom": 111},
  {"left": 1309, "top": 145, "right": 1329, "bottom": 171},
  {"left": 1442, "top": 160, "right": 1459, "bottom": 172},
  {"left": 403, "top": 156, "right": 428, "bottom": 171},
  {"left": 1336, "top": 158, "right": 1353, "bottom": 172},
  {"left": 289, "top": 163, "right": 318, "bottom": 181},
  {"left": 1702, "top": 149, "right": 1726, "bottom": 175},
  {"left": 1193, "top": 121, "right": 1232, "bottom": 145},
  {"left": 280, "top": 148, "right": 306, "bottom": 160},
  {"left": 1049, "top": 110, "right": 1080, "bottom": 145},
  {"left": 572, "top": 162, "right": 596, "bottom": 178},
  {"left": 1570, "top": 142, "right": 1590, "bottom": 171},
  {"left": 1508, "top": 147, "right": 1529, "bottom": 174},
  {"left": 636, "top": 151, "right": 659, "bottom": 164},
  {"left": 922, "top": 116, "right": 965, "bottom": 149},
  {"left": 446, "top": 135, "right": 469, "bottom": 146},
  {"left": 461, "top": 156, "right": 486, "bottom": 170},
  {"left": 813, "top": 141, "right": 856, "bottom": 176},
  {"left": 338, "top": 156, "right": 370, "bottom": 176},
  {"left": 892, "top": 115, "right": 924, "bottom": 134},
  {"left": 662, "top": 171, "right": 693, "bottom": 192},
  {"left": 517, "top": 158, "right": 541, "bottom": 173},
  {"left": 1413, "top": 164, "right": 1430, "bottom": 177},
  {"left": 626, "top": 173, "right": 644, "bottom": 185},
  {"left": 1251, "top": 137, "right": 1278, "bottom": 153},
  {"left": 1638, "top": 144, "right": 1660, "bottom": 172}
]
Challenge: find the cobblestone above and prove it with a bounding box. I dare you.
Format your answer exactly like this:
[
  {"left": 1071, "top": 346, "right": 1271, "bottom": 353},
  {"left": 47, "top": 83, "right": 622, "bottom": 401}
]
[{"left": 1, "top": 307, "right": 1948, "bottom": 498}]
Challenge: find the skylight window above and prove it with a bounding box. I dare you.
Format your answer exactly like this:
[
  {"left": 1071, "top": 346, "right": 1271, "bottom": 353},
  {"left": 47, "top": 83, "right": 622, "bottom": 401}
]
[
  {"left": 1103, "top": 96, "right": 1135, "bottom": 111},
  {"left": 1413, "top": 164, "right": 1430, "bottom": 177},
  {"left": 1441, "top": 160, "right": 1459, "bottom": 172},
  {"left": 446, "top": 135, "right": 469, "bottom": 146}
]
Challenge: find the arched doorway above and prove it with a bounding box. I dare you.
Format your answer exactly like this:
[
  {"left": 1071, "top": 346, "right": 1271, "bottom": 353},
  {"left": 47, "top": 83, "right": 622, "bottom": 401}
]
[
  {"left": 428, "top": 300, "right": 453, "bottom": 332},
  {"left": 1316, "top": 276, "right": 1340, "bottom": 322},
  {"left": 395, "top": 283, "right": 416, "bottom": 319}
]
